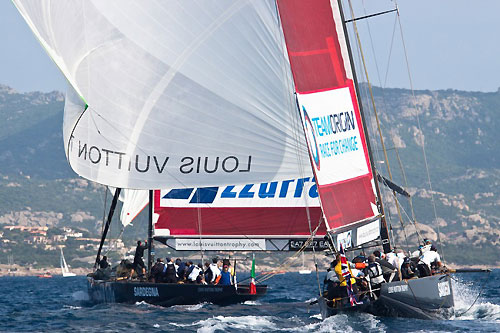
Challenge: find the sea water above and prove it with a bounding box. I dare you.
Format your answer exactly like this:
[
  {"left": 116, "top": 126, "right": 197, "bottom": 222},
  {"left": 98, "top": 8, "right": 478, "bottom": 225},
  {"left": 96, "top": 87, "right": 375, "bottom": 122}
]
[{"left": 0, "top": 270, "right": 498, "bottom": 332}]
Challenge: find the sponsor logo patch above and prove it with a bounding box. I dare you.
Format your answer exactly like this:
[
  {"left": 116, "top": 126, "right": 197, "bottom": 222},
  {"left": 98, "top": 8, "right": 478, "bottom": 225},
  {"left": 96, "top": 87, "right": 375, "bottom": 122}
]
[
  {"left": 388, "top": 284, "right": 409, "bottom": 294},
  {"left": 438, "top": 281, "right": 451, "bottom": 297}
]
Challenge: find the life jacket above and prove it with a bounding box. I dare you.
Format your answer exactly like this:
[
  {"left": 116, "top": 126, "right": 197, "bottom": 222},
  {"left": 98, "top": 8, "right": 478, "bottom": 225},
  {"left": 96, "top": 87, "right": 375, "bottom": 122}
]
[
  {"left": 165, "top": 262, "right": 176, "bottom": 277},
  {"left": 204, "top": 267, "right": 213, "bottom": 282},
  {"left": 367, "top": 262, "right": 385, "bottom": 285},
  {"left": 218, "top": 271, "right": 231, "bottom": 285},
  {"left": 152, "top": 262, "right": 164, "bottom": 276},
  {"left": 334, "top": 261, "right": 356, "bottom": 287},
  {"left": 188, "top": 266, "right": 202, "bottom": 281},
  {"left": 177, "top": 262, "right": 186, "bottom": 279}
]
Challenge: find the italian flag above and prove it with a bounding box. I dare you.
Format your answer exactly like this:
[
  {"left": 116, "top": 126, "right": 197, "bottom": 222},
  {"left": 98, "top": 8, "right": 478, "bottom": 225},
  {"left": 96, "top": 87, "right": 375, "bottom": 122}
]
[{"left": 250, "top": 254, "right": 256, "bottom": 295}]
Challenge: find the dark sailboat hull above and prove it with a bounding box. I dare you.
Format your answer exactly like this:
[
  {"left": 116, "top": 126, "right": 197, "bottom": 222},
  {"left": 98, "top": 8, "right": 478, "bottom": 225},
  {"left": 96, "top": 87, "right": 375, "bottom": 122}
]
[
  {"left": 319, "top": 274, "right": 454, "bottom": 320},
  {"left": 87, "top": 278, "right": 267, "bottom": 307}
]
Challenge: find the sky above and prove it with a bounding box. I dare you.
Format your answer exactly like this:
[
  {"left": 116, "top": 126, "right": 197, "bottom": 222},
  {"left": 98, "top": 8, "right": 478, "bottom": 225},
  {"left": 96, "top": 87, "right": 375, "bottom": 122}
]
[{"left": 1, "top": 0, "right": 499, "bottom": 93}]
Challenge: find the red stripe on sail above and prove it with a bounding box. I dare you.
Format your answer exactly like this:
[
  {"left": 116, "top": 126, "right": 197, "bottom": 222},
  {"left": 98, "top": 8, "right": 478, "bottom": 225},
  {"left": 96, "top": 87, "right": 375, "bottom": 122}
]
[{"left": 154, "top": 207, "right": 325, "bottom": 237}]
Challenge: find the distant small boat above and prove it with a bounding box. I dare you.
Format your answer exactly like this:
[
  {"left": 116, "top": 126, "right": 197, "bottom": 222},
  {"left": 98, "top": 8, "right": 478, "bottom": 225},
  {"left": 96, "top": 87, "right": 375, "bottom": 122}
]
[
  {"left": 37, "top": 272, "right": 52, "bottom": 278},
  {"left": 61, "top": 249, "right": 76, "bottom": 277},
  {"left": 298, "top": 253, "right": 311, "bottom": 275}
]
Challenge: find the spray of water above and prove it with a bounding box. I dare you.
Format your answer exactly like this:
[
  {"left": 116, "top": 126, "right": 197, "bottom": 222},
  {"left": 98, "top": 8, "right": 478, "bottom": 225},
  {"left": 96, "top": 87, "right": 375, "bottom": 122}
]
[
  {"left": 451, "top": 275, "right": 500, "bottom": 321},
  {"left": 71, "top": 290, "right": 89, "bottom": 301}
]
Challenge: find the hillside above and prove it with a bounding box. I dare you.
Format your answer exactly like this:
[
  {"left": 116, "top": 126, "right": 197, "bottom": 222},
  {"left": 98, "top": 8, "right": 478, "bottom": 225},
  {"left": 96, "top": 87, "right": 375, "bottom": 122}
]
[{"left": 0, "top": 83, "right": 498, "bottom": 267}]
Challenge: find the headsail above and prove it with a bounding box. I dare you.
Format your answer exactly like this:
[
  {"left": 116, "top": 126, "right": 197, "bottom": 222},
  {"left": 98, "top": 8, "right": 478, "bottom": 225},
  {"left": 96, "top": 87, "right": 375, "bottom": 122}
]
[
  {"left": 154, "top": 177, "right": 326, "bottom": 251},
  {"left": 277, "top": 0, "right": 380, "bottom": 247},
  {"left": 13, "top": 0, "right": 311, "bottom": 189}
]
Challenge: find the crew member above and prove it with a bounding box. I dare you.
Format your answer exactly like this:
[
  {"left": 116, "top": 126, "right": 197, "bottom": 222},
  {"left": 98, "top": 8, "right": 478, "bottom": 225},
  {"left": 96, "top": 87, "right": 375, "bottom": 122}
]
[
  {"left": 401, "top": 257, "right": 417, "bottom": 279},
  {"left": 417, "top": 246, "right": 442, "bottom": 277},
  {"left": 130, "top": 240, "right": 147, "bottom": 279},
  {"left": 98, "top": 255, "right": 110, "bottom": 269},
  {"left": 373, "top": 250, "right": 397, "bottom": 282},
  {"left": 208, "top": 258, "right": 221, "bottom": 284},
  {"left": 184, "top": 261, "right": 195, "bottom": 281},
  {"left": 366, "top": 255, "right": 385, "bottom": 297},
  {"left": 333, "top": 253, "right": 358, "bottom": 302},
  {"left": 218, "top": 265, "right": 232, "bottom": 285},
  {"left": 164, "top": 258, "right": 177, "bottom": 283},
  {"left": 187, "top": 263, "right": 202, "bottom": 283},
  {"left": 151, "top": 258, "right": 165, "bottom": 283},
  {"left": 324, "top": 263, "right": 341, "bottom": 300}
]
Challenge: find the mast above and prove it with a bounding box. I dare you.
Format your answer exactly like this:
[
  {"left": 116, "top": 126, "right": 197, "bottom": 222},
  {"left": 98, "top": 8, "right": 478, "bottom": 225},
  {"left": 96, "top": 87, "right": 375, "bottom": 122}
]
[
  {"left": 147, "top": 190, "right": 154, "bottom": 276},
  {"left": 94, "top": 188, "right": 122, "bottom": 268},
  {"left": 336, "top": 0, "right": 391, "bottom": 252}
]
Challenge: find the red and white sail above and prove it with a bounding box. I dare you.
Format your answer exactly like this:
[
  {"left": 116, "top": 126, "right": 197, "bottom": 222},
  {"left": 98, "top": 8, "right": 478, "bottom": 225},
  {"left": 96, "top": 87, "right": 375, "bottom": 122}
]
[{"left": 277, "top": 0, "right": 380, "bottom": 245}]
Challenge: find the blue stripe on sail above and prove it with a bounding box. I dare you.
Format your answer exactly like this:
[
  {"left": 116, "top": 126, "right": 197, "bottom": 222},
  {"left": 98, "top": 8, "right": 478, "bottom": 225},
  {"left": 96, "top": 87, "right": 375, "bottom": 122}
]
[
  {"left": 190, "top": 187, "right": 219, "bottom": 203},
  {"left": 164, "top": 188, "right": 194, "bottom": 199}
]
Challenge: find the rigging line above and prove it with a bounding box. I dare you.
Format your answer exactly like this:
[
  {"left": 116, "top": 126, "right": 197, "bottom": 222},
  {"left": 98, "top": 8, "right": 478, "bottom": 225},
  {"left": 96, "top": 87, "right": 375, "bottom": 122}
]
[
  {"left": 367, "top": 99, "right": 421, "bottom": 241},
  {"left": 352, "top": 1, "right": 407, "bottom": 237},
  {"left": 294, "top": 94, "right": 323, "bottom": 296},
  {"left": 344, "top": 8, "right": 398, "bottom": 23},
  {"left": 360, "top": 0, "right": 384, "bottom": 90},
  {"left": 353, "top": 1, "right": 421, "bottom": 251},
  {"left": 256, "top": 222, "right": 322, "bottom": 284},
  {"left": 101, "top": 186, "right": 108, "bottom": 234},
  {"left": 256, "top": 219, "right": 322, "bottom": 283},
  {"left": 393, "top": 192, "right": 424, "bottom": 246},
  {"left": 105, "top": 225, "right": 126, "bottom": 257},
  {"left": 196, "top": 191, "right": 204, "bottom": 265},
  {"left": 347, "top": 0, "right": 405, "bottom": 248},
  {"left": 393, "top": 0, "right": 445, "bottom": 265},
  {"left": 393, "top": 143, "right": 418, "bottom": 229},
  {"left": 384, "top": 12, "right": 399, "bottom": 88},
  {"left": 387, "top": 187, "right": 413, "bottom": 253}
]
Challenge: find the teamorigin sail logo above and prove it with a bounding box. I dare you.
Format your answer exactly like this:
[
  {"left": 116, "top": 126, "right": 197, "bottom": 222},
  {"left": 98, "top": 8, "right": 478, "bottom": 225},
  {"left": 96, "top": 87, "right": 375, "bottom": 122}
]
[{"left": 302, "top": 106, "right": 321, "bottom": 170}]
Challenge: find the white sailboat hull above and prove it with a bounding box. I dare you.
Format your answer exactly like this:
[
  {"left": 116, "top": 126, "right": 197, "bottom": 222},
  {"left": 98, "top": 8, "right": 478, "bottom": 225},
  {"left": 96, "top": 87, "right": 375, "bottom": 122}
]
[{"left": 63, "top": 272, "right": 77, "bottom": 277}]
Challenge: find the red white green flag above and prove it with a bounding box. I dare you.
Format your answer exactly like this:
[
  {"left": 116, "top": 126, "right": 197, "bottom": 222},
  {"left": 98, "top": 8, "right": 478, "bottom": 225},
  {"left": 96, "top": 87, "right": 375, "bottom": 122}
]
[{"left": 250, "top": 254, "right": 256, "bottom": 295}]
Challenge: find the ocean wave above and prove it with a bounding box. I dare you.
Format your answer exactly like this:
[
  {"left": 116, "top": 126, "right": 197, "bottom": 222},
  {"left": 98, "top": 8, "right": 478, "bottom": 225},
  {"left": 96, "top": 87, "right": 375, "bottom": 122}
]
[
  {"left": 305, "top": 313, "right": 386, "bottom": 333},
  {"left": 452, "top": 275, "right": 500, "bottom": 321},
  {"left": 455, "top": 302, "right": 500, "bottom": 321},
  {"left": 194, "top": 315, "right": 277, "bottom": 332},
  {"left": 71, "top": 290, "right": 89, "bottom": 301},
  {"left": 172, "top": 302, "right": 211, "bottom": 311}
]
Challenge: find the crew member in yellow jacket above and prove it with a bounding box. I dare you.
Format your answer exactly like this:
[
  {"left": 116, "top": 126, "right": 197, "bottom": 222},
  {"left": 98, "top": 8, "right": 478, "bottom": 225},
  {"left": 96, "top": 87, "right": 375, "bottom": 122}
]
[
  {"left": 333, "top": 253, "right": 359, "bottom": 304},
  {"left": 334, "top": 253, "right": 357, "bottom": 287}
]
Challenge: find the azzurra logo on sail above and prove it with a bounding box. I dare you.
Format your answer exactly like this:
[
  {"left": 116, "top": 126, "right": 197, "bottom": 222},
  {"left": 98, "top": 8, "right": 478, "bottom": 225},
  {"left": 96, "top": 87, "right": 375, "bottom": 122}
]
[{"left": 163, "top": 177, "right": 318, "bottom": 204}]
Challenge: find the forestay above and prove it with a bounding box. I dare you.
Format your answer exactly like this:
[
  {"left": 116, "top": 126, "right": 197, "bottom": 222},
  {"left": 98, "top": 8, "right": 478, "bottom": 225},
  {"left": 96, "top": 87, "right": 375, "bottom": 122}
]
[
  {"left": 277, "top": 0, "right": 380, "bottom": 245},
  {"left": 14, "top": 0, "right": 311, "bottom": 189}
]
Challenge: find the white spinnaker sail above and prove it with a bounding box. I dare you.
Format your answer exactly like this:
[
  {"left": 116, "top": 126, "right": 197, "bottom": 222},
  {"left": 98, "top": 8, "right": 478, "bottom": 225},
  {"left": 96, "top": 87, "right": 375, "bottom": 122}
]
[
  {"left": 109, "top": 188, "right": 148, "bottom": 227},
  {"left": 14, "top": 0, "right": 310, "bottom": 189}
]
